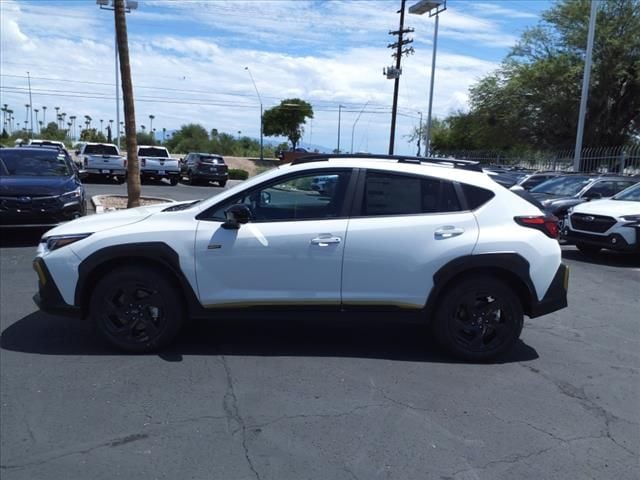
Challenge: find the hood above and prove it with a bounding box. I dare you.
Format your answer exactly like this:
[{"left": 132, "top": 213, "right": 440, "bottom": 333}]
[
  {"left": 571, "top": 198, "right": 640, "bottom": 217},
  {"left": 0, "top": 175, "right": 77, "bottom": 196},
  {"left": 42, "top": 202, "right": 174, "bottom": 237}
]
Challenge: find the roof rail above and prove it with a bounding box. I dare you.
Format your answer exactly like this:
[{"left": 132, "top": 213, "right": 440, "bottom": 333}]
[{"left": 290, "top": 153, "right": 482, "bottom": 171}]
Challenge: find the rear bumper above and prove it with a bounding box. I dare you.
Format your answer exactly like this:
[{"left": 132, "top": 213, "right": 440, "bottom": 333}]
[
  {"left": 32, "top": 258, "right": 80, "bottom": 317},
  {"left": 529, "top": 264, "right": 569, "bottom": 318},
  {"left": 141, "top": 170, "right": 180, "bottom": 178},
  {"left": 562, "top": 228, "right": 639, "bottom": 252},
  {"left": 191, "top": 171, "right": 228, "bottom": 181}
]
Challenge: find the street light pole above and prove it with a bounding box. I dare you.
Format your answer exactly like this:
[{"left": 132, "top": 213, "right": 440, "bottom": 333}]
[
  {"left": 337, "top": 104, "right": 342, "bottom": 153},
  {"left": 244, "top": 66, "right": 263, "bottom": 160},
  {"left": 351, "top": 101, "right": 370, "bottom": 153},
  {"left": 410, "top": 1, "right": 446, "bottom": 157},
  {"left": 97, "top": 0, "right": 138, "bottom": 150},
  {"left": 574, "top": 0, "right": 598, "bottom": 172}
]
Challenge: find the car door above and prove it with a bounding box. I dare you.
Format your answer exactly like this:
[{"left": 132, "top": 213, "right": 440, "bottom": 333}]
[
  {"left": 194, "top": 169, "right": 354, "bottom": 307},
  {"left": 341, "top": 170, "right": 479, "bottom": 309}
]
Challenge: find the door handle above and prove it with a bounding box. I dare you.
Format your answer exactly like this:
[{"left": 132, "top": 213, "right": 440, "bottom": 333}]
[
  {"left": 311, "top": 236, "right": 342, "bottom": 246},
  {"left": 434, "top": 226, "right": 465, "bottom": 239}
]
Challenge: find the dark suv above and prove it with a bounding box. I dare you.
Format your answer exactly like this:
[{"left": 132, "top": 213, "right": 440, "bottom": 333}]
[
  {"left": 0, "top": 147, "right": 86, "bottom": 227},
  {"left": 180, "top": 153, "right": 229, "bottom": 186}
]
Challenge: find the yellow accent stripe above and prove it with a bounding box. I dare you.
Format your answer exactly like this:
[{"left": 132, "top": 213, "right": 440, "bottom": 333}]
[{"left": 33, "top": 261, "right": 46, "bottom": 285}]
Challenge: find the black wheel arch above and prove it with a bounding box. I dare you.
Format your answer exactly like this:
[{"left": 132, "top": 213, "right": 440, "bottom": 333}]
[
  {"left": 425, "top": 253, "right": 537, "bottom": 319},
  {"left": 76, "top": 242, "right": 205, "bottom": 318}
]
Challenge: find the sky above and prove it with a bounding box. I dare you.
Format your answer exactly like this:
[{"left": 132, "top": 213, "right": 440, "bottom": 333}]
[{"left": 0, "top": 0, "right": 552, "bottom": 155}]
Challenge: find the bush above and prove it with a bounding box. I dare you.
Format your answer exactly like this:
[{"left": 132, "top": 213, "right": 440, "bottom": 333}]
[{"left": 228, "top": 169, "right": 249, "bottom": 180}]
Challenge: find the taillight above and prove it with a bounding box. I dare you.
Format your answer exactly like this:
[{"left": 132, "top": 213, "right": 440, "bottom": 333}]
[
  {"left": 514, "top": 215, "right": 559, "bottom": 239},
  {"left": 140, "top": 158, "right": 145, "bottom": 167},
  {"left": 123, "top": 159, "right": 127, "bottom": 169}
]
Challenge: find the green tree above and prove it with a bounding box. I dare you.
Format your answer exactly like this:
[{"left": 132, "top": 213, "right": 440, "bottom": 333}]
[
  {"left": 262, "top": 98, "right": 313, "bottom": 149},
  {"left": 79, "top": 128, "right": 107, "bottom": 143},
  {"left": 38, "top": 122, "right": 68, "bottom": 142},
  {"left": 462, "top": 0, "right": 640, "bottom": 150},
  {"left": 166, "top": 123, "right": 210, "bottom": 153}
]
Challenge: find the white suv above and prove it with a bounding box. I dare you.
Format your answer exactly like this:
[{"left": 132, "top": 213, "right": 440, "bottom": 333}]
[
  {"left": 33, "top": 155, "right": 568, "bottom": 361},
  {"left": 562, "top": 182, "right": 640, "bottom": 255}
]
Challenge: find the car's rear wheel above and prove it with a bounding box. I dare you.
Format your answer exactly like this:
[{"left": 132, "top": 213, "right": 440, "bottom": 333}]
[
  {"left": 576, "top": 243, "right": 601, "bottom": 256},
  {"left": 89, "top": 266, "right": 184, "bottom": 353},
  {"left": 169, "top": 176, "right": 178, "bottom": 186},
  {"left": 219, "top": 180, "right": 227, "bottom": 188},
  {"left": 433, "top": 276, "right": 523, "bottom": 361}
]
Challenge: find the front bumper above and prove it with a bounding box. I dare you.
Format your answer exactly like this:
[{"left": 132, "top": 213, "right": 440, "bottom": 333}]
[
  {"left": 562, "top": 228, "right": 639, "bottom": 252},
  {"left": 529, "top": 263, "right": 569, "bottom": 318},
  {"left": 32, "top": 257, "right": 80, "bottom": 317},
  {"left": 0, "top": 202, "right": 84, "bottom": 228}
]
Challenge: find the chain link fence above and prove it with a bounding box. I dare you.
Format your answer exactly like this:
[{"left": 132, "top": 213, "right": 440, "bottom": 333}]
[{"left": 434, "top": 145, "right": 640, "bottom": 175}]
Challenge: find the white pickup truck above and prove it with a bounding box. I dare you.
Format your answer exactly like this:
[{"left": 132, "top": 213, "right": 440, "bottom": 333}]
[
  {"left": 137, "top": 145, "right": 180, "bottom": 185},
  {"left": 77, "top": 142, "right": 127, "bottom": 183}
]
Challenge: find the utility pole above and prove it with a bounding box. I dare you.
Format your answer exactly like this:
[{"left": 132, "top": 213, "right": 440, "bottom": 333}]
[{"left": 385, "top": 0, "right": 414, "bottom": 155}]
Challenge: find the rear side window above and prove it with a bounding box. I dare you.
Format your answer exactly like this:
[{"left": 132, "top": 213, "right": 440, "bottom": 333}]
[
  {"left": 460, "top": 183, "right": 495, "bottom": 210},
  {"left": 361, "top": 171, "right": 461, "bottom": 216}
]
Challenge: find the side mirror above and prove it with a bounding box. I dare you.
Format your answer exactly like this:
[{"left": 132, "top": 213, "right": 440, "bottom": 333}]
[
  {"left": 75, "top": 150, "right": 80, "bottom": 156},
  {"left": 222, "top": 204, "right": 251, "bottom": 229},
  {"left": 584, "top": 191, "right": 602, "bottom": 200},
  {"left": 261, "top": 191, "right": 271, "bottom": 205}
]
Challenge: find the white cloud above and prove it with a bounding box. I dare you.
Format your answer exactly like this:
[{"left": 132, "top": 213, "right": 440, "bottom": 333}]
[{"left": 0, "top": 0, "right": 530, "bottom": 154}]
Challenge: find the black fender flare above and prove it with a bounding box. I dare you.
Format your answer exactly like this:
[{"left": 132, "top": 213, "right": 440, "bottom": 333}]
[
  {"left": 75, "top": 242, "right": 204, "bottom": 317},
  {"left": 424, "top": 253, "right": 537, "bottom": 318}
]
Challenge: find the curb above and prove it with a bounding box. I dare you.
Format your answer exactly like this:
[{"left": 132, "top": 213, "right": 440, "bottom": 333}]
[{"left": 92, "top": 195, "right": 176, "bottom": 214}]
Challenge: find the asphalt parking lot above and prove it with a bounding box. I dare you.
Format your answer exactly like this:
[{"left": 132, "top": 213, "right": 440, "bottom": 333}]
[{"left": 1, "top": 182, "right": 639, "bottom": 480}]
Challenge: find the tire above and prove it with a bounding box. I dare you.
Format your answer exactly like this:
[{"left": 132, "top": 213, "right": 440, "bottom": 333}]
[
  {"left": 89, "top": 266, "right": 184, "bottom": 353},
  {"left": 169, "top": 176, "right": 178, "bottom": 186},
  {"left": 219, "top": 180, "right": 227, "bottom": 188},
  {"left": 433, "top": 276, "right": 523, "bottom": 362},
  {"left": 185, "top": 171, "right": 195, "bottom": 185},
  {"left": 576, "top": 243, "right": 601, "bottom": 256}
]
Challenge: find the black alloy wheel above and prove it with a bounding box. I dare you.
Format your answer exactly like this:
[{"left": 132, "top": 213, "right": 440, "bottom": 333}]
[
  {"left": 90, "top": 266, "right": 184, "bottom": 352},
  {"left": 434, "top": 277, "right": 523, "bottom": 361}
]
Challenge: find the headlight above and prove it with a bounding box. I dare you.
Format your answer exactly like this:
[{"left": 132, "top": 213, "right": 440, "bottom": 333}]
[
  {"left": 621, "top": 214, "right": 640, "bottom": 221},
  {"left": 61, "top": 187, "right": 83, "bottom": 206},
  {"left": 42, "top": 233, "right": 92, "bottom": 252}
]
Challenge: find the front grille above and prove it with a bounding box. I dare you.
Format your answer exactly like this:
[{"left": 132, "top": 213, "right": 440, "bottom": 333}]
[
  {"left": 570, "top": 213, "right": 616, "bottom": 233},
  {"left": 0, "top": 195, "right": 61, "bottom": 213}
]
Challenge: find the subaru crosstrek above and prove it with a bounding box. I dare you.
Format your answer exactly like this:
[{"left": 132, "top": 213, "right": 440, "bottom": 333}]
[{"left": 33, "top": 155, "right": 568, "bottom": 361}]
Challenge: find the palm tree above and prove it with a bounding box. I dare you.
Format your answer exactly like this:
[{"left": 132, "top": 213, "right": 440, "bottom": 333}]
[
  {"left": 115, "top": 0, "right": 141, "bottom": 207},
  {"left": 54, "top": 107, "right": 60, "bottom": 128},
  {"left": 42, "top": 106, "right": 47, "bottom": 126},
  {"left": 100, "top": 119, "right": 104, "bottom": 134},
  {"left": 148, "top": 114, "right": 154, "bottom": 132},
  {"left": 69, "top": 116, "right": 77, "bottom": 140},
  {"left": 34, "top": 109, "right": 39, "bottom": 133}
]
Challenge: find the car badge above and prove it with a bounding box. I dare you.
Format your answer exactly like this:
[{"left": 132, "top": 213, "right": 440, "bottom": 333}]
[
  {"left": 17, "top": 196, "right": 32, "bottom": 203},
  {"left": 584, "top": 216, "right": 595, "bottom": 222}
]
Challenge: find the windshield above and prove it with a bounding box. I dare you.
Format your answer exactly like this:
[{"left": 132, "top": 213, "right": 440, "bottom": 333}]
[
  {"left": 530, "top": 176, "right": 591, "bottom": 196},
  {"left": 139, "top": 147, "right": 169, "bottom": 157},
  {"left": 84, "top": 144, "right": 119, "bottom": 155},
  {"left": 0, "top": 150, "right": 72, "bottom": 176},
  {"left": 612, "top": 182, "right": 640, "bottom": 201}
]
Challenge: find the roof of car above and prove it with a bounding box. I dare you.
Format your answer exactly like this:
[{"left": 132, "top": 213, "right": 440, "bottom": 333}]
[{"left": 291, "top": 154, "right": 483, "bottom": 172}]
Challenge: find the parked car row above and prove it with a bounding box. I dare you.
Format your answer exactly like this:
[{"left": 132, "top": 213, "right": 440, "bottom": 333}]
[
  {"left": 73, "top": 143, "right": 229, "bottom": 186},
  {"left": 480, "top": 166, "right": 639, "bottom": 254}
]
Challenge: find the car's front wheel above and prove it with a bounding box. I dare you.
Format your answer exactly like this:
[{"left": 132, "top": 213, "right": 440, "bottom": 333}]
[
  {"left": 89, "top": 266, "right": 184, "bottom": 353},
  {"left": 433, "top": 276, "right": 523, "bottom": 361}
]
